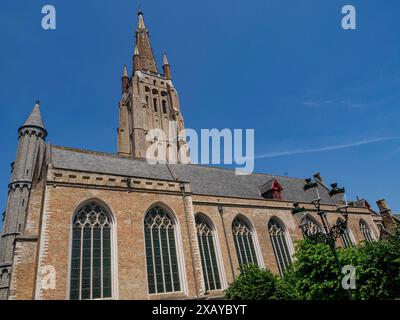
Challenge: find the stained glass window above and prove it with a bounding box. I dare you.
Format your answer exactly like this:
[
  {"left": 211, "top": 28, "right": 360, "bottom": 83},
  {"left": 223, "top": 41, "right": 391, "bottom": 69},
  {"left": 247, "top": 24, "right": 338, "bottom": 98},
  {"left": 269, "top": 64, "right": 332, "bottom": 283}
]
[
  {"left": 301, "top": 215, "right": 323, "bottom": 237},
  {"left": 232, "top": 216, "right": 259, "bottom": 267},
  {"left": 337, "top": 218, "right": 354, "bottom": 248},
  {"left": 145, "top": 206, "right": 181, "bottom": 294},
  {"left": 360, "top": 220, "right": 374, "bottom": 243},
  {"left": 70, "top": 201, "right": 113, "bottom": 300},
  {"left": 268, "top": 218, "right": 292, "bottom": 276},
  {"left": 195, "top": 215, "right": 222, "bottom": 292}
]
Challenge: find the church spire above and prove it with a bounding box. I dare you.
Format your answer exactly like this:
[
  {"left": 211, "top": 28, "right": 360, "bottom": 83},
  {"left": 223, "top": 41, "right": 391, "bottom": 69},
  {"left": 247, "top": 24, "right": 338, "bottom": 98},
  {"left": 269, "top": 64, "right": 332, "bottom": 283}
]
[
  {"left": 134, "top": 10, "right": 158, "bottom": 73},
  {"left": 138, "top": 9, "right": 146, "bottom": 29}
]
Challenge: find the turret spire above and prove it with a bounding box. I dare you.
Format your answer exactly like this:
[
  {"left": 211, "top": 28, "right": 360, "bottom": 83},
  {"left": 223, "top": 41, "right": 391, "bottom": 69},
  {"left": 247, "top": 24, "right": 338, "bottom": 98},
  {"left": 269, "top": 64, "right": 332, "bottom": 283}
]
[
  {"left": 121, "top": 65, "right": 129, "bottom": 92},
  {"left": 162, "top": 53, "right": 169, "bottom": 66},
  {"left": 133, "top": 45, "right": 140, "bottom": 71},
  {"left": 162, "top": 52, "right": 172, "bottom": 80},
  {"left": 21, "top": 100, "right": 46, "bottom": 131},
  {"left": 122, "top": 65, "right": 128, "bottom": 78}
]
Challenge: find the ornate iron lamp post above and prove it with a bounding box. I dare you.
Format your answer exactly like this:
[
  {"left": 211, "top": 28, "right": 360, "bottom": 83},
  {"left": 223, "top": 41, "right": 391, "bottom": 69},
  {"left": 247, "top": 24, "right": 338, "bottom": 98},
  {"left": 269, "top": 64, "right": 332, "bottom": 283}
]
[{"left": 291, "top": 178, "right": 353, "bottom": 300}]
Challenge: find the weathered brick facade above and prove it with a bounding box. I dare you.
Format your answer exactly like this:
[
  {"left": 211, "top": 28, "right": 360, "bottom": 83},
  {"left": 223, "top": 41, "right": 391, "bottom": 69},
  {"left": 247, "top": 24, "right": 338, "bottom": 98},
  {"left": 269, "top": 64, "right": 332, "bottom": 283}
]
[{"left": 4, "top": 165, "right": 380, "bottom": 300}]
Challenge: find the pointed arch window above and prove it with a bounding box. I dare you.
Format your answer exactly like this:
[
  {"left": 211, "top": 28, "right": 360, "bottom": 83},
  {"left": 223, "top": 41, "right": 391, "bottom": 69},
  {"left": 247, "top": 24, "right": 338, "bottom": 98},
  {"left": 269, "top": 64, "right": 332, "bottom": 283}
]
[
  {"left": 268, "top": 218, "right": 292, "bottom": 275},
  {"left": 337, "top": 218, "right": 354, "bottom": 248},
  {"left": 0, "top": 269, "right": 9, "bottom": 287},
  {"left": 144, "top": 206, "right": 181, "bottom": 294},
  {"left": 195, "top": 215, "right": 222, "bottom": 292},
  {"left": 70, "top": 201, "right": 113, "bottom": 300},
  {"left": 301, "top": 215, "right": 323, "bottom": 238},
  {"left": 359, "top": 220, "right": 374, "bottom": 243},
  {"left": 232, "top": 216, "right": 259, "bottom": 266},
  {"left": 162, "top": 100, "right": 167, "bottom": 114},
  {"left": 153, "top": 98, "right": 158, "bottom": 112}
]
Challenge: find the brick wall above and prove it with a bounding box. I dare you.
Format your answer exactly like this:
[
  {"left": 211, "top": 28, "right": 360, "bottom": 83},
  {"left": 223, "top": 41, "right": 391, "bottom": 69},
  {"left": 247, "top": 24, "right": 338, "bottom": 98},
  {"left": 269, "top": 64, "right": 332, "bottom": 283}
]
[{"left": 10, "top": 168, "right": 380, "bottom": 300}]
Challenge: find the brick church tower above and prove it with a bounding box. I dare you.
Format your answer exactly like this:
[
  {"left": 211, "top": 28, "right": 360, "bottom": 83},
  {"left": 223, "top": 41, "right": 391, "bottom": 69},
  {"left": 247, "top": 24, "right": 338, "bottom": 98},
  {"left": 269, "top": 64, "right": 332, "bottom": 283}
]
[{"left": 117, "top": 11, "right": 190, "bottom": 164}]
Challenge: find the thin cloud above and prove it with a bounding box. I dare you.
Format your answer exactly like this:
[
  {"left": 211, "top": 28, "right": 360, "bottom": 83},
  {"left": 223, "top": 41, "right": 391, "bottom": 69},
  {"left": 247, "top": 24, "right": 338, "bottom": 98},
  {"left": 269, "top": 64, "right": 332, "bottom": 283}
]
[
  {"left": 302, "top": 101, "right": 321, "bottom": 107},
  {"left": 255, "top": 137, "right": 400, "bottom": 159},
  {"left": 302, "top": 92, "right": 400, "bottom": 110},
  {"left": 302, "top": 99, "right": 368, "bottom": 109},
  {"left": 384, "top": 146, "right": 400, "bottom": 159}
]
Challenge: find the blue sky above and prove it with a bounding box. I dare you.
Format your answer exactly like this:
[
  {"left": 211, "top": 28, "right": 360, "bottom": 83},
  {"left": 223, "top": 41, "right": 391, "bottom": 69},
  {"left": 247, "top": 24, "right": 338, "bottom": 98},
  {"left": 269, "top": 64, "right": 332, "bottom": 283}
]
[{"left": 0, "top": 0, "right": 399, "bottom": 229}]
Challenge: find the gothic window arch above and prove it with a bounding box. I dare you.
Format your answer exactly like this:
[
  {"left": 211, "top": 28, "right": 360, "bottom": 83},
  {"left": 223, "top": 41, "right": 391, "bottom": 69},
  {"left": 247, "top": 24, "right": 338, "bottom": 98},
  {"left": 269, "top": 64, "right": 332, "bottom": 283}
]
[
  {"left": 153, "top": 98, "right": 158, "bottom": 112},
  {"left": 144, "top": 205, "right": 182, "bottom": 294},
  {"left": 359, "top": 220, "right": 374, "bottom": 243},
  {"left": 162, "top": 100, "right": 167, "bottom": 114},
  {"left": 166, "top": 144, "right": 175, "bottom": 163},
  {"left": 70, "top": 200, "right": 114, "bottom": 300},
  {"left": 301, "top": 214, "right": 323, "bottom": 238},
  {"left": 195, "top": 214, "right": 222, "bottom": 292},
  {"left": 232, "top": 216, "right": 259, "bottom": 267},
  {"left": 268, "top": 217, "right": 293, "bottom": 276},
  {"left": 0, "top": 269, "right": 9, "bottom": 287},
  {"left": 337, "top": 218, "right": 354, "bottom": 248}
]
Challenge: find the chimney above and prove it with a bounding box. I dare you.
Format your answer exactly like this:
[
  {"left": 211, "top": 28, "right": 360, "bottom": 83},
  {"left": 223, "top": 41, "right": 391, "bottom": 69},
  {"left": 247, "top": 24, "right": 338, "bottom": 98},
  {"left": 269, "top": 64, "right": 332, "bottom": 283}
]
[
  {"left": 376, "top": 199, "right": 396, "bottom": 234},
  {"left": 313, "top": 172, "right": 324, "bottom": 184}
]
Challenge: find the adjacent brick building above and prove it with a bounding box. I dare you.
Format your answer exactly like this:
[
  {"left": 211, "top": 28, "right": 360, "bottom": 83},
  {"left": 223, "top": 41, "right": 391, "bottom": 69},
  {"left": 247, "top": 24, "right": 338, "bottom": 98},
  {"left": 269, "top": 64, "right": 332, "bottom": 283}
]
[{"left": 0, "top": 11, "right": 392, "bottom": 300}]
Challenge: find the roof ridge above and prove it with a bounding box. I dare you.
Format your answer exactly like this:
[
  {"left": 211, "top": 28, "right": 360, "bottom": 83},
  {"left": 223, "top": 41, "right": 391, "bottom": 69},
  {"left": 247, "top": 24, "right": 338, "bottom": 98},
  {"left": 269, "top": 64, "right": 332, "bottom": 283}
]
[
  {"left": 51, "top": 145, "right": 132, "bottom": 159},
  {"left": 51, "top": 145, "right": 307, "bottom": 180}
]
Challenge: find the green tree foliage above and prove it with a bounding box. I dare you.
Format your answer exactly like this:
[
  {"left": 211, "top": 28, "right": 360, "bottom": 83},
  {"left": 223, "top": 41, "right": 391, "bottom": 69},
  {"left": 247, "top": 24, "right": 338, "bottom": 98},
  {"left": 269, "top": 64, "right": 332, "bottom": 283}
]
[
  {"left": 351, "top": 231, "right": 400, "bottom": 299},
  {"left": 224, "top": 264, "right": 279, "bottom": 300},
  {"left": 276, "top": 239, "right": 350, "bottom": 300},
  {"left": 225, "top": 230, "right": 400, "bottom": 300}
]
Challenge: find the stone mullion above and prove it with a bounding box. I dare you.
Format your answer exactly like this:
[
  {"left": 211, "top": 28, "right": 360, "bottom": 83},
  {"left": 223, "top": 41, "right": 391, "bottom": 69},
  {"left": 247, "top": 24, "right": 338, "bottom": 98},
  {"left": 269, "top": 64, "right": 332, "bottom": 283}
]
[
  {"left": 165, "top": 226, "right": 174, "bottom": 292},
  {"left": 233, "top": 233, "right": 242, "bottom": 266},
  {"left": 270, "top": 232, "right": 283, "bottom": 276},
  {"left": 158, "top": 225, "right": 166, "bottom": 293},
  {"left": 182, "top": 192, "right": 203, "bottom": 296}
]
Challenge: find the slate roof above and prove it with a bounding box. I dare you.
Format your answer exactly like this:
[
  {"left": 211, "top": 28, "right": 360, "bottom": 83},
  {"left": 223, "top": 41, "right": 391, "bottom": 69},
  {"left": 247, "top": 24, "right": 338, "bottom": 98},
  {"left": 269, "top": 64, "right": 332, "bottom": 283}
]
[
  {"left": 51, "top": 146, "right": 173, "bottom": 181},
  {"left": 258, "top": 178, "right": 276, "bottom": 195},
  {"left": 50, "top": 145, "right": 336, "bottom": 204}
]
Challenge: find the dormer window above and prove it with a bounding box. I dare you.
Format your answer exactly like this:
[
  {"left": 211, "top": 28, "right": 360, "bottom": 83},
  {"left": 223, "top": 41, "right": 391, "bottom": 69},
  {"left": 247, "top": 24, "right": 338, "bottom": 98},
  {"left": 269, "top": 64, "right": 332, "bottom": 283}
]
[{"left": 259, "top": 178, "right": 283, "bottom": 200}]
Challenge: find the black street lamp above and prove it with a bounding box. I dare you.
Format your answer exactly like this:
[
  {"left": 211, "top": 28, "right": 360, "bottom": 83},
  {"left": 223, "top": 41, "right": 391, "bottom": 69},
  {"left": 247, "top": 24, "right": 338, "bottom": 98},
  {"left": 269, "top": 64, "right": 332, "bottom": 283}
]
[{"left": 291, "top": 178, "right": 353, "bottom": 300}]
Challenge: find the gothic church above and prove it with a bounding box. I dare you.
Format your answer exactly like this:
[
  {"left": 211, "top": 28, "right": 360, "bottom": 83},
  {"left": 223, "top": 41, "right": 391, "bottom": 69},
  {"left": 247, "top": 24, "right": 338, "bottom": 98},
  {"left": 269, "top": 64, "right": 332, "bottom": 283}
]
[{"left": 0, "top": 11, "right": 394, "bottom": 300}]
